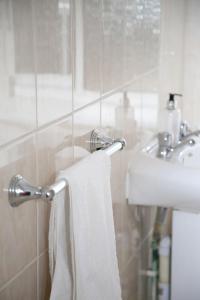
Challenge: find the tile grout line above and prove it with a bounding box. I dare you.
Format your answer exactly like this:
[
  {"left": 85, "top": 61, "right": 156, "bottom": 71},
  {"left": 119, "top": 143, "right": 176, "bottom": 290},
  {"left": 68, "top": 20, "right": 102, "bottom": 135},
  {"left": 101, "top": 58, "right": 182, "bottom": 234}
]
[
  {"left": 99, "top": 0, "right": 104, "bottom": 128},
  {"left": 0, "top": 66, "right": 158, "bottom": 152},
  {"left": 0, "top": 250, "right": 47, "bottom": 295},
  {"left": 71, "top": 0, "right": 75, "bottom": 162},
  {"left": 36, "top": 201, "right": 40, "bottom": 300},
  {"left": 34, "top": 130, "right": 40, "bottom": 300},
  {"left": 29, "top": 0, "right": 40, "bottom": 298},
  {"left": 0, "top": 258, "right": 37, "bottom": 294}
]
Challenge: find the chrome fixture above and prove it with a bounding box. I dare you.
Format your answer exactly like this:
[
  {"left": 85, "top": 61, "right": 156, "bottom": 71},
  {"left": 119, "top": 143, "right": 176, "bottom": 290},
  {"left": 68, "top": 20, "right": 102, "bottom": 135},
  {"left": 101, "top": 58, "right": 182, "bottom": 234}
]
[
  {"left": 8, "top": 175, "right": 66, "bottom": 207},
  {"left": 180, "top": 121, "right": 200, "bottom": 141},
  {"left": 8, "top": 129, "right": 126, "bottom": 207},
  {"left": 90, "top": 129, "right": 126, "bottom": 153},
  {"left": 179, "top": 121, "right": 191, "bottom": 139},
  {"left": 157, "top": 131, "right": 195, "bottom": 159},
  {"left": 157, "top": 132, "right": 173, "bottom": 159}
]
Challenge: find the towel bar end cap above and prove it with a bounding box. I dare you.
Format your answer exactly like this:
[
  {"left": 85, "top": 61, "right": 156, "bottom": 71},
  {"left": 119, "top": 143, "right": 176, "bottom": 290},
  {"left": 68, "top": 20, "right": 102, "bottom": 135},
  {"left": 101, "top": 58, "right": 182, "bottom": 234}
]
[{"left": 8, "top": 174, "right": 45, "bottom": 207}]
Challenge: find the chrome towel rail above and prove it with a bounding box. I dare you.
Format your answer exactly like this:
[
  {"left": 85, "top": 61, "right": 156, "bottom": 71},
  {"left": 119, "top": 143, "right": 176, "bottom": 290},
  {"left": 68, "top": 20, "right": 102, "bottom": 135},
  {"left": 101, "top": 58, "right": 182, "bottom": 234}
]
[{"left": 8, "top": 129, "right": 126, "bottom": 207}]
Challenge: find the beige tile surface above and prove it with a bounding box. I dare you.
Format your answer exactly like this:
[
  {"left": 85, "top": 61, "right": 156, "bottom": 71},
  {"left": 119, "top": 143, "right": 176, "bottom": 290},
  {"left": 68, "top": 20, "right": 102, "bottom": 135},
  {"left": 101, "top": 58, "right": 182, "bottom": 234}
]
[
  {"left": 0, "top": 137, "right": 37, "bottom": 287},
  {"left": 73, "top": 102, "right": 101, "bottom": 161},
  {"left": 0, "top": 0, "right": 189, "bottom": 299},
  {"left": 120, "top": 257, "right": 139, "bottom": 300},
  {"left": 0, "top": 262, "right": 37, "bottom": 300},
  {"left": 36, "top": 117, "right": 73, "bottom": 253},
  {"left": 73, "top": 0, "right": 102, "bottom": 109},
  {"left": 39, "top": 253, "right": 51, "bottom": 300},
  {"left": 0, "top": 0, "right": 37, "bottom": 145},
  {"left": 101, "top": 93, "right": 140, "bottom": 200},
  {"left": 124, "top": 1, "right": 144, "bottom": 82},
  {"left": 141, "top": 72, "right": 159, "bottom": 133},
  {"left": 102, "top": 0, "right": 125, "bottom": 93},
  {"left": 101, "top": 94, "right": 141, "bottom": 299},
  {"left": 182, "top": 0, "right": 200, "bottom": 127},
  {"left": 142, "top": 1, "right": 160, "bottom": 74},
  {"left": 159, "top": 0, "right": 185, "bottom": 109},
  {"left": 33, "top": 0, "right": 72, "bottom": 125}
]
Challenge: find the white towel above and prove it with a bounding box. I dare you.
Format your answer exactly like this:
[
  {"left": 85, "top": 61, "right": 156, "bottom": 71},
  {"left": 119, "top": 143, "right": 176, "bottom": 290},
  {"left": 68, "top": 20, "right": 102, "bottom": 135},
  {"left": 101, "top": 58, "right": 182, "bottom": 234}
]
[{"left": 49, "top": 150, "right": 122, "bottom": 300}]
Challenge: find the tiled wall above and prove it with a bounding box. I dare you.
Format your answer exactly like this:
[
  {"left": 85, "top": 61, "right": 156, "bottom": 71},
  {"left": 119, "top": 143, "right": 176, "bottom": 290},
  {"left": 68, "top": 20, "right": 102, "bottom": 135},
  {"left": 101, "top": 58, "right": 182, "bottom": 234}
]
[
  {"left": 159, "top": 0, "right": 200, "bottom": 129},
  {"left": 182, "top": 0, "right": 200, "bottom": 128},
  {"left": 0, "top": 0, "right": 161, "bottom": 299}
]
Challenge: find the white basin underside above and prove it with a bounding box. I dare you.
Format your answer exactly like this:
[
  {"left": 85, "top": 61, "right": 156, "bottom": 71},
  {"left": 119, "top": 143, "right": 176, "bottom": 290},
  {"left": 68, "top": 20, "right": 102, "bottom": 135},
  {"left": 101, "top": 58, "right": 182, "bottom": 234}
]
[{"left": 128, "top": 142, "right": 200, "bottom": 212}]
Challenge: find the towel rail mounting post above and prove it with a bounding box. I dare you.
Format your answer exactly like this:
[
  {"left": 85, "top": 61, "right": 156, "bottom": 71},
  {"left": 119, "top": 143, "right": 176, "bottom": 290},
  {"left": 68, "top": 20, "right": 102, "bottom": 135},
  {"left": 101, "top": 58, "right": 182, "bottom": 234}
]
[
  {"left": 90, "top": 129, "right": 126, "bottom": 153},
  {"left": 8, "top": 129, "right": 126, "bottom": 207}
]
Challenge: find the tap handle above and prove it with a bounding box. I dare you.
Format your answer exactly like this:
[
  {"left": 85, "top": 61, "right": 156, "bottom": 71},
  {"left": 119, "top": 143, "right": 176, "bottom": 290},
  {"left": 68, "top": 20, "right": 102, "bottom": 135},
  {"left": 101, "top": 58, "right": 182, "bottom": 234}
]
[
  {"left": 158, "top": 132, "right": 172, "bottom": 147},
  {"left": 180, "top": 121, "right": 191, "bottom": 139}
]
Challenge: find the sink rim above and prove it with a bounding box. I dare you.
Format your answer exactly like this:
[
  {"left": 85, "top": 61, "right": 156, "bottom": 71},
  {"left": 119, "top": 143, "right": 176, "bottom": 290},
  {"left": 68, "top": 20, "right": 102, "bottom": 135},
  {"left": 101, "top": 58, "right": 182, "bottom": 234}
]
[{"left": 141, "top": 135, "right": 200, "bottom": 169}]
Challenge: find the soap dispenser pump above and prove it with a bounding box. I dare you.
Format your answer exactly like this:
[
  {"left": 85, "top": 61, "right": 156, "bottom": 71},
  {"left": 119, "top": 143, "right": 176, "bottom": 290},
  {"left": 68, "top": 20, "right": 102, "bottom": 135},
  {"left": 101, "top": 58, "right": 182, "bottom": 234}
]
[{"left": 167, "top": 93, "right": 182, "bottom": 110}]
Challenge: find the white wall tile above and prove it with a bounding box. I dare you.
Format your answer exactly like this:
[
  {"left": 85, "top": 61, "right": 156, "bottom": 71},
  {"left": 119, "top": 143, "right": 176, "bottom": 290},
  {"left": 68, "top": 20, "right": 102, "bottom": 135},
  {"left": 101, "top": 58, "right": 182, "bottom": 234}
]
[
  {"left": 73, "top": 0, "right": 102, "bottom": 109},
  {"left": 33, "top": 0, "right": 73, "bottom": 125},
  {"left": 0, "top": 0, "right": 37, "bottom": 145}
]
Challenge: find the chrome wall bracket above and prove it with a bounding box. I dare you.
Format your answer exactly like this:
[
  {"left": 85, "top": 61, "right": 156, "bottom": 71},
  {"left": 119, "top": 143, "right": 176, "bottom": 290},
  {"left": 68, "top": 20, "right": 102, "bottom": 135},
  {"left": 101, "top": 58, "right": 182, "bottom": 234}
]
[
  {"left": 90, "top": 129, "right": 126, "bottom": 153},
  {"left": 8, "top": 129, "right": 126, "bottom": 207},
  {"left": 8, "top": 175, "right": 54, "bottom": 207}
]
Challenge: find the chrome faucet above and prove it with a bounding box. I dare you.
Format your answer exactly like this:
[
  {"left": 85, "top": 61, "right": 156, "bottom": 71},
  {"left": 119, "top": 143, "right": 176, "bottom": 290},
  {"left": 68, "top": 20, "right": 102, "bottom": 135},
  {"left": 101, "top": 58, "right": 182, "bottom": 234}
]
[
  {"left": 157, "top": 131, "right": 195, "bottom": 159},
  {"left": 157, "top": 132, "right": 173, "bottom": 159},
  {"left": 179, "top": 121, "right": 200, "bottom": 140}
]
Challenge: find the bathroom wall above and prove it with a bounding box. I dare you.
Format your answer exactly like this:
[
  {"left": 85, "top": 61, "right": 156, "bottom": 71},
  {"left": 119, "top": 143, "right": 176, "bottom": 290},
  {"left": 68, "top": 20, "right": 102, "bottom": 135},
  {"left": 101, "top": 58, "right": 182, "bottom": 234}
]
[
  {"left": 0, "top": 0, "right": 161, "bottom": 300},
  {"left": 182, "top": 0, "right": 200, "bottom": 128},
  {"left": 159, "top": 0, "right": 200, "bottom": 128}
]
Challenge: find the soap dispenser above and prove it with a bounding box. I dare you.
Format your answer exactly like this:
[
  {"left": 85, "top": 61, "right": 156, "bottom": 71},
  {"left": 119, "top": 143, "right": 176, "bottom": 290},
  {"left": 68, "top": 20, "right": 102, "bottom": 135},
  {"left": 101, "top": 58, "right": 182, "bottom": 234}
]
[{"left": 159, "top": 93, "right": 182, "bottom": 145}]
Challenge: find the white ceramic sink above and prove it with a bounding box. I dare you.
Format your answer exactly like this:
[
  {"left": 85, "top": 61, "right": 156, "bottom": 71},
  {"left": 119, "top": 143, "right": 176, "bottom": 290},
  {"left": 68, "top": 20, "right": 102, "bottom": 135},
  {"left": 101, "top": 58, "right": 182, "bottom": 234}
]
[
  {"left": 127, "top": 136, "right": 200, "bottom": 211},
  {"left": 177, "top": 141, "right": 200, "bottom": 168}
]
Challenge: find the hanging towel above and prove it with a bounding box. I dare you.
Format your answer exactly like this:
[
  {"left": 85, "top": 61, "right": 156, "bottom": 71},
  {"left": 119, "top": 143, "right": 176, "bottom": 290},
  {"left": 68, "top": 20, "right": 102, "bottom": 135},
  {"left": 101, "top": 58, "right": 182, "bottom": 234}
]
[{"left": 49, "top": 150, "right": 122, "bottom": 300}]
